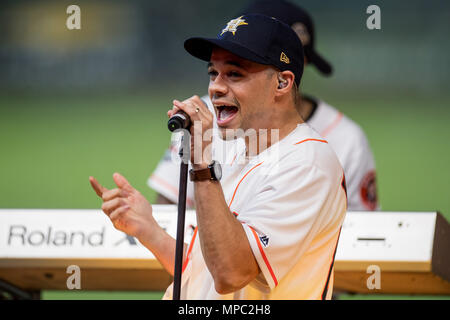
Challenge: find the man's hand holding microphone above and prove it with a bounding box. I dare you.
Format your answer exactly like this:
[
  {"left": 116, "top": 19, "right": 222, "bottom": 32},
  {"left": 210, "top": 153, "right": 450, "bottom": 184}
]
[{"left": 89, "top": 95, "right": 213, "bottom": 275}]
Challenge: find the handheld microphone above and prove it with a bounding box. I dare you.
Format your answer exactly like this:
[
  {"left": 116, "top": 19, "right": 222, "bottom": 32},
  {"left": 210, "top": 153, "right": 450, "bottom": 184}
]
[{"left": 168, "top": 110, "right": 191, "bottom": 132}]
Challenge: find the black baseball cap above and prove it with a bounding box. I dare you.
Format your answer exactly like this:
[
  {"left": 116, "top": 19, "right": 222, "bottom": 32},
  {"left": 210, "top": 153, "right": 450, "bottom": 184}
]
[
  {"left": 184, "top": 14, "right": 304, "bottom": 86},
  {"left": 242, "top": 0, "right": 333, "bottom": 76}
]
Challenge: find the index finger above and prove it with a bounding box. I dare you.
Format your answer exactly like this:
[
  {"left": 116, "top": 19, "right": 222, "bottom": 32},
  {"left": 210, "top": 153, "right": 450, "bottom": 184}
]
[
  {"left": 89, "top": 176, "right": 108, "bottom": 198},
  {"left": 173, "top": 99, "right": 197, "bottom": 119},
  {"left": 168, "top": 104, "right": 180, "bottom": 118}
]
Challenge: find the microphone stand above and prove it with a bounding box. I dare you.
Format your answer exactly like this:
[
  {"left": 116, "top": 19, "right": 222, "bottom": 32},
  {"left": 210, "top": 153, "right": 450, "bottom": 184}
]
[{"left": 172, "top": 132, "right": 190, "bottom": 300}]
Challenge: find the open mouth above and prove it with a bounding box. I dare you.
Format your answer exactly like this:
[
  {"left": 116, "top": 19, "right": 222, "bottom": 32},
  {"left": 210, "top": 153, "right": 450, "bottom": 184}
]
[{"left": 216, "top": 105, "right": 239, "bottom": 126}]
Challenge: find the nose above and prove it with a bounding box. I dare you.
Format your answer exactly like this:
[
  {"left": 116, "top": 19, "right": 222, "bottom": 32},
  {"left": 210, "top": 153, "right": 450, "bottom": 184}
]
[{"left": 208, "top": 74, "right": 228, "bottom": 99}]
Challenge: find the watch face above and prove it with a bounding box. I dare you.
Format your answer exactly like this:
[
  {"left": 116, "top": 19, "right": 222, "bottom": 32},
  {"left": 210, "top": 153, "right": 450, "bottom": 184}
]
[{"left": 212, "top": 162, "right": 222, "bottom": 180}]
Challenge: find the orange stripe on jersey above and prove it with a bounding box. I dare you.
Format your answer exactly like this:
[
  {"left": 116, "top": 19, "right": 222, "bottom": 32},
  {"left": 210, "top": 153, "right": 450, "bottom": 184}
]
[
  {"left": 320, "top": 112, "right": 343, "bottom": 138},
  {"left": 182, "top": 227, "right": 198, "bottom": 273},
  {"left": 228, "top": 162, "right": 264, "bottom": 208},
  {"left": 249, "top": 226, "right": 278, "bottom": 287},
  {"left": 150, "top": 174, "right": 194, "bottom": 207},
  {"left": 293, "top": 138, "right": 328, "bottom": 145},
  {"left": 229, "top": 154, "right": 237, "bottom": 166}
]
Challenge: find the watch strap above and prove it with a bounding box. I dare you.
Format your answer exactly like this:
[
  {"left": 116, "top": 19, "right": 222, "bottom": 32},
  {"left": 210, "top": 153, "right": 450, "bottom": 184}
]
[{"left": 189, "top": 167, "right": 213, "bottom": 181}]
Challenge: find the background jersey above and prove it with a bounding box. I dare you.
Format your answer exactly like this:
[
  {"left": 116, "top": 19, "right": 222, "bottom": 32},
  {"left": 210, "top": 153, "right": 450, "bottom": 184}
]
[
  {"left": 162, "top": 124, "right": 347, "bottom": 299},
  {"left": 148, "top": 95, "right": 378, "bottom": 211},
  {"left": 307, "top": 100, "right": 378, "bottom": 210}
]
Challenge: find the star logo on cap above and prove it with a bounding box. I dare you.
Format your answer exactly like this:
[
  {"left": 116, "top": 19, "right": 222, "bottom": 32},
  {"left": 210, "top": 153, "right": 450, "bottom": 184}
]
[{"left": 220, "top": 16, "right": 248, "bottom": 36}]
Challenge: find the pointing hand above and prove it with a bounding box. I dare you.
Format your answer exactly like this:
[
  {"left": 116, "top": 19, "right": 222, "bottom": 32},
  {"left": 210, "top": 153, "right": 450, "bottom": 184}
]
[{"left": 89, "top": 173, "right": 156, "bottom": 239}]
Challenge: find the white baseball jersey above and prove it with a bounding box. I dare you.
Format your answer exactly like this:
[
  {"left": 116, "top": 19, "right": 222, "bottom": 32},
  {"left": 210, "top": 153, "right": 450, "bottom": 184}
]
[
  {"left": 162, "top": 123, "right": 347, "bottom": 299},
  {"left": 148, "top": 95, "right": 378, "bottom": 211}
]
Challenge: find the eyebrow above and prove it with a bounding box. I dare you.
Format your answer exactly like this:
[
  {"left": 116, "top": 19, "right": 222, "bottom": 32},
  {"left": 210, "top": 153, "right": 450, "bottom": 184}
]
[{"left": 207, "top": 60, "right": 244, "bottom": 69}]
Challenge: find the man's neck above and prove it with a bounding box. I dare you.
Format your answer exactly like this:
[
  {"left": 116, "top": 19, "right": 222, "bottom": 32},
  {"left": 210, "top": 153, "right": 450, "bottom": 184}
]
[{"left": 244, "top": 109, "right": 302, "bottom": 158}]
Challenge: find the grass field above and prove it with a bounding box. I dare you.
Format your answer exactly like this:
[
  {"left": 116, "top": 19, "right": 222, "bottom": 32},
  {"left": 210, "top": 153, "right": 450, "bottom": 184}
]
[{"left": 1, "top": 91, "right": 449, "bottom": 300}]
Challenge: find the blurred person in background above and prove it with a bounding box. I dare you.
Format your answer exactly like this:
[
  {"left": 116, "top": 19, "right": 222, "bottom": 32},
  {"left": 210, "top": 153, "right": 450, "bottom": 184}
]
[{"left": 148, "top": 0, "right": 378, "bottom": 211}]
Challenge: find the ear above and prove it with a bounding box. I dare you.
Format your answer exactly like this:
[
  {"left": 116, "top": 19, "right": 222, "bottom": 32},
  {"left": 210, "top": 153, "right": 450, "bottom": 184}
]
[{"left": 275, "top": 71, "right": 295, "bottom": 96}]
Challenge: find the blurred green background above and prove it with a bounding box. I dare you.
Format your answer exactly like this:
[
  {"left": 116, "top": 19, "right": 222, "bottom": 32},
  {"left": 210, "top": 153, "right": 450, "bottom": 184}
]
[{"left": 0, "top": 0, "right": 449, "bottom": 300}]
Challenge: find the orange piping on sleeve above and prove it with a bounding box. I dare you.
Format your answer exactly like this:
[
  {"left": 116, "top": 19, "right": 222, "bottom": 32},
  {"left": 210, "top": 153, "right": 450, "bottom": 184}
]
[
  {"left": 182, "top": 227, "right": 198, "bottom": 273},
  {"left": 234, "top": 210, "right": 278, "bottom": 288},
  {"left": 249, "top": 226, "right": 278, "bottom": 287}
]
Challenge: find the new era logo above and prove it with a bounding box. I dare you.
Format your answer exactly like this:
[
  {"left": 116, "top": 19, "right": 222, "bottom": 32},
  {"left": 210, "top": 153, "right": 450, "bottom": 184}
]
[{"left": 280, "top": 52, "right": 290, "bottom": 64}]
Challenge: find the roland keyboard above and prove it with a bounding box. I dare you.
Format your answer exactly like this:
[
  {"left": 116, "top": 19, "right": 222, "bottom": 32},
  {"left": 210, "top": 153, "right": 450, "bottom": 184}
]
[{"left": 0, "top": 207, "right": 449, "bottom": 296}]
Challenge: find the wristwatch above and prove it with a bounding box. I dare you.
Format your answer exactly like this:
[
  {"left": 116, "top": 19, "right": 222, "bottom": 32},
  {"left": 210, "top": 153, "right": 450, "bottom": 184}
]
[{"left": 189, "top": 161, "right": 222, "bottom": 182}]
